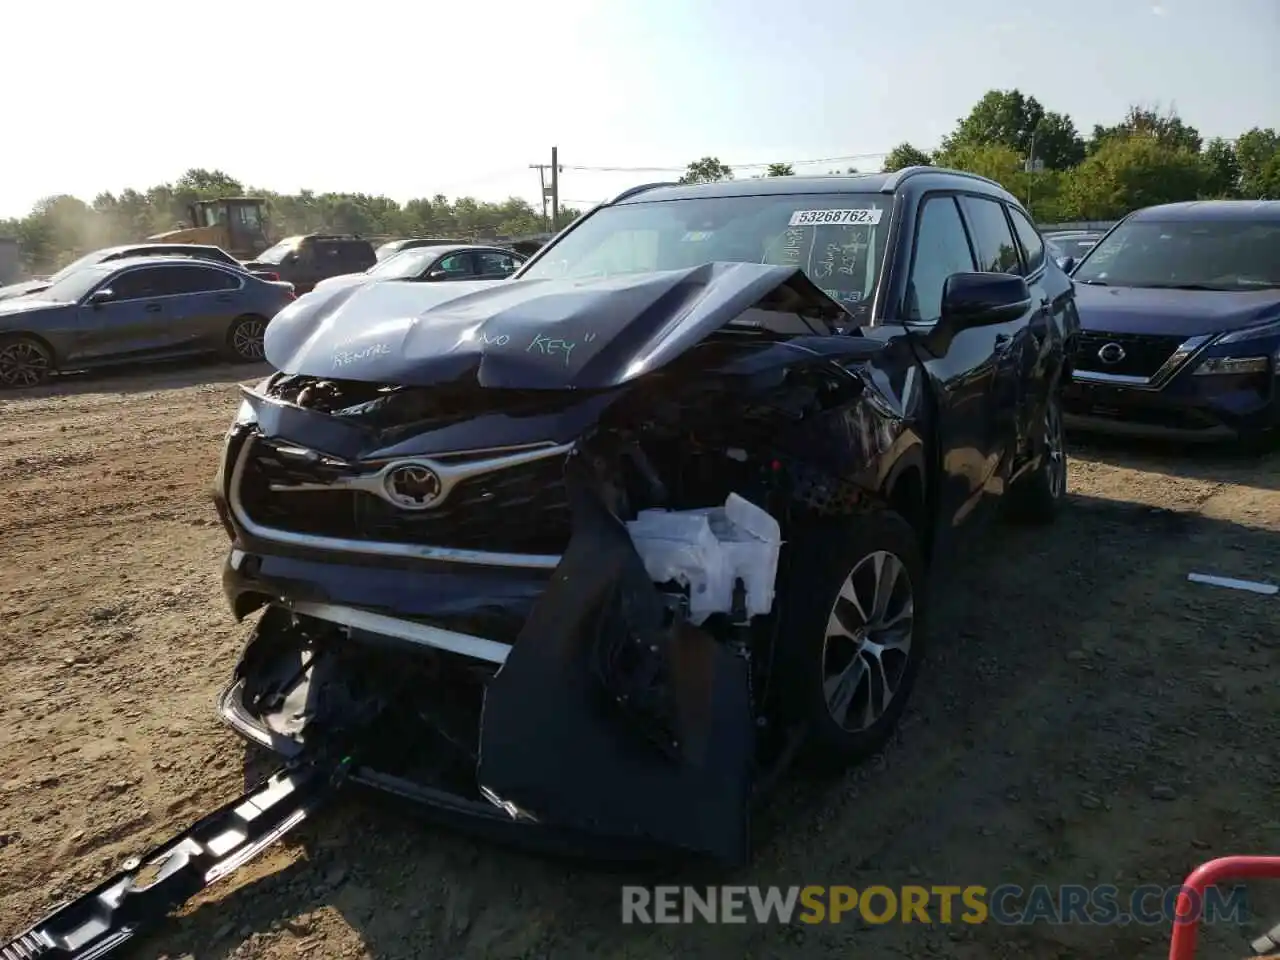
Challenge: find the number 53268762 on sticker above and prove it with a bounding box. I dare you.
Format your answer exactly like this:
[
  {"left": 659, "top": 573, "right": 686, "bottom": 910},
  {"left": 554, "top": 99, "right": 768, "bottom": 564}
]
[{"left": 788, "top": 208, "right": 883, "bottom": 227}]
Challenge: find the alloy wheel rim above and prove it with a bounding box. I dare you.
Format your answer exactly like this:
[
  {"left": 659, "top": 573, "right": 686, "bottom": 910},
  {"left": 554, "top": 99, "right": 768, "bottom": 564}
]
[
  {"left": 821, "top": 550, "right": 915, "bottom": 732},
  {"left": 0, "top": 342, "right": 49, "bottom": 387},
  {"left": 233, "top": 320, "right": 266, "bottom": 361},
  {"left": 1045, "top": 396, "right": 1067, "bottom": 499}
]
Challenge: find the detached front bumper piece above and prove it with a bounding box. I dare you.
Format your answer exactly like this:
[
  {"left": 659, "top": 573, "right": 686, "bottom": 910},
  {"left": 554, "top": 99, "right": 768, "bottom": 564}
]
[{"left": 1, "top": 758, "right": 347, "bottom": 960}]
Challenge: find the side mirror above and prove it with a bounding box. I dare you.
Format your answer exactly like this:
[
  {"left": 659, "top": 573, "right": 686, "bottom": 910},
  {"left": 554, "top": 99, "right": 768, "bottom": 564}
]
[
  {"left": 939, "top": 272, "right": 1031, "bottom": 331},
  {"left": 86, "top": 288, "right": 115, "bottom": 306},
  {"left": 281, "top": 252, "right": 298, "bottom": 266},
  {"left": 427, "top": 269, "right": 448, "bottom": 280},
  {"left": 1057, "top": 255, "right": 1076, "bottom": 273}
]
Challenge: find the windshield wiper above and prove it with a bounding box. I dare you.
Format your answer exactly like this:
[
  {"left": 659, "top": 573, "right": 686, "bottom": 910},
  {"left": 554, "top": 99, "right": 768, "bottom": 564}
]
[{"left": 1075, "top": 279, "right": 1108, "bottom": 286}]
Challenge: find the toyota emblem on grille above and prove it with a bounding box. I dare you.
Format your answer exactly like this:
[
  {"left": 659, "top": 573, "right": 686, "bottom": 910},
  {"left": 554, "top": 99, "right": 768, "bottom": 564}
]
[
  {"left": 384, "top": 463, "right": 443, "bottom": 510},
  {"left": 1097, "top": 342, "right": 1126, "bottom": 365}
]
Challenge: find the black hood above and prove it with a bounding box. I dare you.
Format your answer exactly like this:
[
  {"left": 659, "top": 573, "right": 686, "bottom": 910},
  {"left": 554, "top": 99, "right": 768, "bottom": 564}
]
[{"left": 263, "top": 262, "right": 847, "bottom": 390}]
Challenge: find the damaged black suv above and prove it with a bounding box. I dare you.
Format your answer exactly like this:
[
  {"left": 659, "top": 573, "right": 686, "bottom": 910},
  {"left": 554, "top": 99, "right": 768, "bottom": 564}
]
[{"left": 211, "top": 168, "right": 1078, "bottom": 864}]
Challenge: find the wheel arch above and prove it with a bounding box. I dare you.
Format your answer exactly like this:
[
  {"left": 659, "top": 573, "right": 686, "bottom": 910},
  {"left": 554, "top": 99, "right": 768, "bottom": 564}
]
[
  {"left": 0, "top": 330, "right": 60, "bottom": 368},
  {"left": 880, "top": 442, "right": 931, "bottom": 558}
]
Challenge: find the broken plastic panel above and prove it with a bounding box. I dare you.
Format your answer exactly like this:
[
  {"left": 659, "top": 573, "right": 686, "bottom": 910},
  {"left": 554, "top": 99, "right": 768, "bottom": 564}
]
[{"left": 625, "top": 493, "right": 783, "bottom": 624}]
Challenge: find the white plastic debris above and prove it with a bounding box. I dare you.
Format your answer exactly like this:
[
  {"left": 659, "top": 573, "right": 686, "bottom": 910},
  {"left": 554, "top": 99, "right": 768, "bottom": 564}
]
[
  {"left": 625, "top": 493, "right": 783, "bottom": 625},
  {"left": 1187, "top": 572, "right": 1278, "bottom": 596}
]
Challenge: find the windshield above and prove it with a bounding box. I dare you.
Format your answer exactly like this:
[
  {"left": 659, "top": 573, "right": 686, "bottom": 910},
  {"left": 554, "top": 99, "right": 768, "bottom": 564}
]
[
  {"left": 374, "top": 242, "right": 403, "bottom": 261},
  {"left": 254, "top": 237, "right": 302, "bottom": 265},
  {"left": 519, "top": 192, "right": 893, "bottom": 316},
  {"left": 1073, "top": 220, "right": 1280, "bottom": 290},
  {"left": 34, "top": 264, "right": 115, "bottom": 302},
  {"left": 369, "top": 247, "right": 444, "bottom": 279},
  {"left": 48, "top": 250, "right": 111, "bottom": 283}
]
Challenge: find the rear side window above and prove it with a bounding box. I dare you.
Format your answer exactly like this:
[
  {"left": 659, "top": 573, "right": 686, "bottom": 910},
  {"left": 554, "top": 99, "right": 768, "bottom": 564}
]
[
  {"left": 340, "top": 241, "right": 376, "bottom": 269},
  {"left": 959, "top": 196, "right": 1021, "bottom": 273},
  {"left": 436, "top": 253, "right": 474, "bottom": 276},
  {"left": 1007, "top": 206, "right": 1045, "bottom": 274},
  {"left": 165, "top": 265, "right": 240, "bottom": 293},
  {"left": 476, "top": 251, "right": 521, "bottom": 276},
  {"left": 906, "top": 196, "right": 976, "bottom": 323}
]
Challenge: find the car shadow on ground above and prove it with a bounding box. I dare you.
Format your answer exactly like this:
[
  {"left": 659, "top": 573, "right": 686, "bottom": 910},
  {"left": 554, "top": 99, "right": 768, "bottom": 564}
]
[
  {"left": 0, "top": 357, "right": 269, "bottom": 401},
  {"left": 1068, "top": 432, "right": 1280, "bottom": 491},
  {"left": 148, "top": 490, "right": 1280, "bottom": 960}
]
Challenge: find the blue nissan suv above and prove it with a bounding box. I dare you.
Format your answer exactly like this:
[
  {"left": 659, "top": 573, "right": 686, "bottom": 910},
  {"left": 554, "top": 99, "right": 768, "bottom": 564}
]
[{"left": 1062, "top": 200, "right": 1280, "bottom": 443}]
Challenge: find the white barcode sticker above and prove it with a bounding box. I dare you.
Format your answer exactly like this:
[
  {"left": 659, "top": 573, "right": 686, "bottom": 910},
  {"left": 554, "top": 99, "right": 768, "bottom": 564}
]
[{"left": 788, "top": 208, "right": 882, "bottom": 227}]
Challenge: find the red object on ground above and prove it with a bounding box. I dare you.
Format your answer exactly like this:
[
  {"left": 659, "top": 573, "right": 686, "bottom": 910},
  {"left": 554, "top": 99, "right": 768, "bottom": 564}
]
[{"left": 1167, "top": 856, "right": 1280, "bottom": 960}]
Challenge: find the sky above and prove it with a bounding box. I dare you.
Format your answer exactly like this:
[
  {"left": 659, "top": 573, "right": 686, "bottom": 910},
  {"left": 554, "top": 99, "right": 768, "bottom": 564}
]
[{"left": 2, "top": 0, "right": 1277, "bottom": 220}]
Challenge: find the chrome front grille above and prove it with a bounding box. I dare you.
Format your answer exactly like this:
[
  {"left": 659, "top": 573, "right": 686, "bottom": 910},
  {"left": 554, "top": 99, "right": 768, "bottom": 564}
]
[
  {"left": 1072, "top": 332, "right": 1214, "bottom": 390},
  {"left": 232, "top": 436, "right": 573, "bottom": 563},
  {"left": 1074, "top": 332, "right": 1184, "bottom": 378}
]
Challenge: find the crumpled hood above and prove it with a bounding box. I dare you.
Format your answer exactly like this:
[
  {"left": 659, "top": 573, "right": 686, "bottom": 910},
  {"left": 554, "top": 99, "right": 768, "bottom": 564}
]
[
  {"left": 263, "top": 261, "right": 844, "bottom": 389},
  {"left": 310, "top": 273, "right": 369, "bottom": 295},
  {"left": 0, "top": 280, "right": 49, "bottom": 303},
  {"left": 1074, "top": 283, "right": 1280, "bottom": 337}
]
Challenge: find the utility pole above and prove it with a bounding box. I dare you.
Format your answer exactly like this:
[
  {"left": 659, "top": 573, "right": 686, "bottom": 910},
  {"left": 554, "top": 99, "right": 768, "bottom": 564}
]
[
  {"left": 550, "top": 146, "right": 560, "bottom": 231},
  {"left": 1023, "top": 133, "right": 1042, "bottom": 213},
  {"left": 529, "top": 162, "right": 551, "bottom": 230}
]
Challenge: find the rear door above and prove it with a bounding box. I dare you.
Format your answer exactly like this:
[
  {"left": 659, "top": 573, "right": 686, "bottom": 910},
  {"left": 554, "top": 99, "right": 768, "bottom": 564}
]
[
  {"left": 1005, "top": 205, "right": 1071, "bottom": 448},
  {"left": 895, "top": 193, "right": 1004, "bottom": 534},
  {"left": 72, "top": 266, "right": 174, "bottom": 361},
  {"left": 955, "top": 194, "right": 1037, "bottom": 493},
  {"left": 162, "top": 264, "right": 245, "bottom": 351}
]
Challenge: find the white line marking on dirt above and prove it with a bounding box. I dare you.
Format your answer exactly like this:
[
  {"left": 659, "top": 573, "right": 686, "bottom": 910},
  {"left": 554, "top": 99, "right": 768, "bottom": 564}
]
[{"left": 1187, "top": 572, "right": 1279, "bottom": 596}]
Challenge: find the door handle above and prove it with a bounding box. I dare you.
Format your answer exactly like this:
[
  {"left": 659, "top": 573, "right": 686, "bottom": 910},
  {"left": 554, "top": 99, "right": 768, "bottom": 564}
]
[
  {"left": 145, "top": 303, "right": 162, "bottom": 313},
  {"left": 215, "top": 294, "right": 233, "bottom": 303}
]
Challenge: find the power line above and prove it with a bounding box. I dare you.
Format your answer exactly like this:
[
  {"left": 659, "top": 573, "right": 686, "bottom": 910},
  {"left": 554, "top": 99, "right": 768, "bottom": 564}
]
[{"left": 560, "top": 151, "right": 899, "bottom": 174}]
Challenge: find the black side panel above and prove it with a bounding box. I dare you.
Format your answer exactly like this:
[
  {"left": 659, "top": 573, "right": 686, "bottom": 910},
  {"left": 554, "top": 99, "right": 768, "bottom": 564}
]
[{"left": 477, "top": 457, "right": 754, "bottom": 864}]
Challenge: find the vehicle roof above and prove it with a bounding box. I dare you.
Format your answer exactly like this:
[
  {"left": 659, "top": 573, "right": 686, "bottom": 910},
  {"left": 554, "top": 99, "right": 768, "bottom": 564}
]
[
  {"left": 90, "top": 255, "right": 248, "bottom": 272},
  {"left": 1128, "top": 200, "right": 1280, "bottom": 222},
  {"left": 101, "top": 242, "right": 226, "bottom": 255},
  {"left": 615, "top": 167, "right": 1015, "bottom": 205}
]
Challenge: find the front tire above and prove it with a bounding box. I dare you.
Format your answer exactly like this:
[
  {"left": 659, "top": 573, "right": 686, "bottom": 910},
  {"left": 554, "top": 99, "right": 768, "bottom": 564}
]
[
  {"left": 1005, "top": 390, "right": 1067, "bottom": 524},
  {"left": 0, "top": 335, "right": 53, "bottom": 388},
  {"left": 225, "top": 315, "right": 267, "bottom": 362},
  {"left": 774, "top": 508, "right": 927, "bottom": 771}
]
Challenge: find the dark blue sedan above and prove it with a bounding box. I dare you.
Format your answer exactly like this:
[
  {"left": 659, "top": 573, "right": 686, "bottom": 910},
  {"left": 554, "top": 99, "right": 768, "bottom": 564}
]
[
  {"left": 1062, "top": 200, "right": 1280, "bottom": 442},
  {"left": 0, "top": 256, "right": 296, "bottom": 387}
]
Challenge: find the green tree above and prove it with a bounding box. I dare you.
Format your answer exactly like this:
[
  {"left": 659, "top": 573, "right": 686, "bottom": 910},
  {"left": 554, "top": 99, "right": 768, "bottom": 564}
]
[
  {"left": 4, "top": 170, "right": 581, "bottom": 277},
  {"left": 1202, "top": 138, "right": 1241, "bottom": 197},
  {"left": 679, "top": 157, "right": 734, "bottom": 184},
  {"left": 1088, "top": 105, "right": 1202, "bottom": 155},
  {"left": 941, "top": 89, "right": 1084, "bottom": 170},
  {"left": 765, "top": 162, "right": 794, "bottom": 177},
  {"left": 1235, "top": 127, "right": 1280, "bottom": 198},
  {"left": 881, "top": 143, "right": 932, "bottom": 172},
  {"left": 1064, "top": 135, "right": 1210, "bottom": 220}
]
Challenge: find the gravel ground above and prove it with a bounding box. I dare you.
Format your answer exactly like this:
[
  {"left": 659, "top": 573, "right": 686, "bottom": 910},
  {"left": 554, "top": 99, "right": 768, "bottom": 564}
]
[{"left": 1, "top": 361, "right": 1277, "bottom": 960}]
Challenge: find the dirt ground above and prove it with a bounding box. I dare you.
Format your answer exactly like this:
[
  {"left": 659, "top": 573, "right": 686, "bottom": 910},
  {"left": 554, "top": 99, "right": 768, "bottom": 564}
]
[{"left": 1, "top": 361, "right": 1278, "bottom": 960}]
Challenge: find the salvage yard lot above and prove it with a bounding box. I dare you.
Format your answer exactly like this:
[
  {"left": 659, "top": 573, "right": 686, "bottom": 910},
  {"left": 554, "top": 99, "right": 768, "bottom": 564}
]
[{"left": 1, "top": 363, "right": 1278, "bottom": 960}]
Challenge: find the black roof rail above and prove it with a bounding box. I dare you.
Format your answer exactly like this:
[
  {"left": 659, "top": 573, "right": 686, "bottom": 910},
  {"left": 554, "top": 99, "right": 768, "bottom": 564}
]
[
  {"left": 607, "top": 181, "right": 681, "bottom": 205},
  {"left": 882, "top": 165, "right": 1007, "bottom": 193}
]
